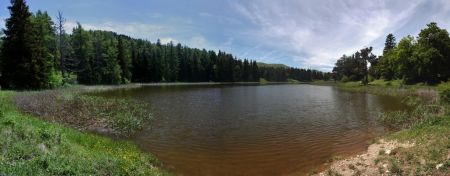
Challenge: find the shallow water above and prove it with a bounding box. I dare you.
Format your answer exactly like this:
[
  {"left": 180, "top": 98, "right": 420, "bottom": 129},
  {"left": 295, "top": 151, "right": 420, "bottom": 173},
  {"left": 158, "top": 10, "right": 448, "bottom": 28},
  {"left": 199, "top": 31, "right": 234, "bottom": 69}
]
[{"left": 96, "top": 84, "right": 408, "bottom": 175}]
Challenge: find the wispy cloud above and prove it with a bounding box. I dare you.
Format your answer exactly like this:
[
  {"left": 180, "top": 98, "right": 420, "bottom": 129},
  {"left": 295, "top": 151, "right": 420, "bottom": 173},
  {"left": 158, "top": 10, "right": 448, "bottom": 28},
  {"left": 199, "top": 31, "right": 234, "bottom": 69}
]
[
  {"left": 0, "top": 16, "right": 6, "bottom": 31},
  {"left": 64, "top": 20, "right": 222, "bottom": 52},
  {"left": 65, "top": 21, "right": 175, "bottom": 40},
  {"left": 231, "top": 0, "right": 427, "bottom": 70}
]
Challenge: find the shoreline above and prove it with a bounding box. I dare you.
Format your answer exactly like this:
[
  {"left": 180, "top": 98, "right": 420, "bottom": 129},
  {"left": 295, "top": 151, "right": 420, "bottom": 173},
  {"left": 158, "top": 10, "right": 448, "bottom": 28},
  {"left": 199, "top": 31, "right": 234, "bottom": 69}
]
[{"left": 314, "top": 81, "right": 450, "bottom": 175}]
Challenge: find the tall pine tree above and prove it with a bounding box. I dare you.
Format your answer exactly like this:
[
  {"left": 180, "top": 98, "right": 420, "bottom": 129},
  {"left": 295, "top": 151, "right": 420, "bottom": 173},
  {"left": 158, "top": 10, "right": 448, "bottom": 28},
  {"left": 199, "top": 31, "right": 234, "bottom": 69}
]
[
  {"left": 383, "top": 33, "right": 396, "bottom": 55},
  {"left": 1, "top": 0, "right": 36, "bottom": 89},
  {"left": 30, "top": 10, "right": 59, "bottom": 88},
  {"left": 72, "top": 23, "right": 94, "bottom": 84}
]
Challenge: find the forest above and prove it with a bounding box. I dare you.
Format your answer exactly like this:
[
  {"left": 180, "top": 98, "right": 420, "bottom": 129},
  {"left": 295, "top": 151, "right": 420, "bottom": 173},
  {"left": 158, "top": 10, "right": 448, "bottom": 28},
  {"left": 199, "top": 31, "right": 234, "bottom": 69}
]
[
  {"left": 333, "top": 22, "right": 450, "bottom": 85},
  {"left": 0, "top": 0, "right": 330, "bottom": 90}
]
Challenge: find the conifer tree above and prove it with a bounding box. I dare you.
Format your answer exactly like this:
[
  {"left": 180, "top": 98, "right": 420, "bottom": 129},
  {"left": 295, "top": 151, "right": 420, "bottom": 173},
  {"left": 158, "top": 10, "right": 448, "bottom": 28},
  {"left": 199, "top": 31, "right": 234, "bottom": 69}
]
[{"left": 1, "top": 0, "right": 35, "bottom": 89}]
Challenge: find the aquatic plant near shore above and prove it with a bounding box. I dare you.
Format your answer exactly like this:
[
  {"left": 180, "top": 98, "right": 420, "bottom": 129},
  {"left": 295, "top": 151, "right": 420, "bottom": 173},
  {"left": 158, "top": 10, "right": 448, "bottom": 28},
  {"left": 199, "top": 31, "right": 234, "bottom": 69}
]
[
  {"left": 438, "top": 82, "right": 450, "bottom": 104},
  {"left": 14, "top": 89, "right": 152, "bottom": 137}
]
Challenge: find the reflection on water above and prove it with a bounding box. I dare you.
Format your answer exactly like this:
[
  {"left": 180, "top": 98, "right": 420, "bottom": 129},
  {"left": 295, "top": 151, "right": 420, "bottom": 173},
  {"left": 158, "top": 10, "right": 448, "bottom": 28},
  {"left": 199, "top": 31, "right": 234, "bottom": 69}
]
[{"left": 96, "top": 84, "right": 408, "bottom": 176}]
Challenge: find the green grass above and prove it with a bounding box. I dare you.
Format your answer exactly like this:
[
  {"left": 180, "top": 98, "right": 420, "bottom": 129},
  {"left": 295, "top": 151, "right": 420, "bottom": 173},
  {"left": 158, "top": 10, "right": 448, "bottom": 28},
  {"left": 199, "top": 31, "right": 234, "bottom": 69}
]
[
  {"left": 259, "top": 78, "right": 269, "bottom": 84},
  {"left": 0, "top": 91, "right": 169, "bottom": 175},
  {"left": 287, "top": 79, "right": 300, "bottom": 84},
  {"left": 336, "top": 80, "right": 437, "bottom": 99},
  {"left": 369, "top": 79, "right": 404, "bottom": 88},
  {"left": 310, "top": 80, "right": 336, "bottom": 85}
]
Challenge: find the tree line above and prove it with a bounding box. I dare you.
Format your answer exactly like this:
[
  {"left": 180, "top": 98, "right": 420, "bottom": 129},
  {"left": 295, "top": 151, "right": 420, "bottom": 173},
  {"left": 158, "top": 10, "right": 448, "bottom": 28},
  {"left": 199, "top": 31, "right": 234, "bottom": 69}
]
[
  {"left": 0, "top": 0, "right": 329, "bottom": 90},
  {"left": 333, "top": 22, "right": 450, "bottom": 85}
]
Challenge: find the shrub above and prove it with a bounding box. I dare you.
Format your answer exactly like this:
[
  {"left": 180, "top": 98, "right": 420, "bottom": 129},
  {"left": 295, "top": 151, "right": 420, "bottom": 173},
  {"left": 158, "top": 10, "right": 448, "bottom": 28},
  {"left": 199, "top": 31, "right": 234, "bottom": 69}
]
[
  {"left": 48, "top": 70, "right": 63, "bottom": 88},
  {"left": 390, "top": 159, "right": 403, "bottom": 175},
  {"left": 438, "top": 82, "right": 450, "bottom": 104}
]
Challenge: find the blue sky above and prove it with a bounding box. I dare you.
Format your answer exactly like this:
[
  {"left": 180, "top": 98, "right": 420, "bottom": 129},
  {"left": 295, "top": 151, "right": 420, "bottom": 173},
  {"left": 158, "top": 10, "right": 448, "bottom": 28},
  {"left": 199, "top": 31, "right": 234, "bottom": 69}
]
[{"left": 1, "top": 0, "right": 450, "bottom": 71}]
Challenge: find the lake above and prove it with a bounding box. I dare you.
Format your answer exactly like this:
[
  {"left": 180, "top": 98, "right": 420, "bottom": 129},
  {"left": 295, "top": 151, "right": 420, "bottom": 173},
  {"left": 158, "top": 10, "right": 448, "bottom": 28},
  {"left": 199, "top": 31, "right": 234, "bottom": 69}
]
[{"left": 95, "top": 84, "right": 408, "bottom": 175}]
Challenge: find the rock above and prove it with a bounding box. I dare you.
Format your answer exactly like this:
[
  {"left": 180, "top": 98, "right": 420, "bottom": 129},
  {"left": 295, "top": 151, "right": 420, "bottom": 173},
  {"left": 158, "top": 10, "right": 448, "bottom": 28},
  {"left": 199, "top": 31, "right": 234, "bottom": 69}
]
[
  {"left": 385, "top": 149, "right": 391, "bottom": 155},
  {"left": 38, "top": 143, "right": 48, "bottom": 153},
  {"left": 436, "top": 163, "right": 443, "bottom": 170}
]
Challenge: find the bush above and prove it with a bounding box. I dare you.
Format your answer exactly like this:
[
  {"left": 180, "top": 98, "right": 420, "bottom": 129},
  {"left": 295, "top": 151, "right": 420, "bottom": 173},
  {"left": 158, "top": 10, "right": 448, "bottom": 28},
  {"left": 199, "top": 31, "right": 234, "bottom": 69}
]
[
  {"left": 438, "top": 82, "right": 450, "bottom": 104},
  {"left": 48, "top": 70, "right": 63, "bottom": 88}
]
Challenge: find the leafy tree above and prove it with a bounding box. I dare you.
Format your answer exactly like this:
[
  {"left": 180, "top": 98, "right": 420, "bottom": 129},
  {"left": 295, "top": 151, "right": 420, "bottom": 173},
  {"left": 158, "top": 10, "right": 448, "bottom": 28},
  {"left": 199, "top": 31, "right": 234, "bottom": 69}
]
[
  {"left": 359, "top": 47, "right": 377, "bottom": 84},
  {"left": 392, "top": 36, "right": 416, "bottom": 82},
  {"left": 415, "top": 22, "right": 450, "bottom": 83}
]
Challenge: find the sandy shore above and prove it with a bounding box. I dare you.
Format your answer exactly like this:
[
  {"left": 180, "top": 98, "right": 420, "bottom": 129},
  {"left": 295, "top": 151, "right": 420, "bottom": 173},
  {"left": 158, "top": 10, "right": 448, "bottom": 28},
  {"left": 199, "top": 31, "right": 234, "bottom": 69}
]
[{"left": 316, "top": 140, "right": 414, "bottom": 176}]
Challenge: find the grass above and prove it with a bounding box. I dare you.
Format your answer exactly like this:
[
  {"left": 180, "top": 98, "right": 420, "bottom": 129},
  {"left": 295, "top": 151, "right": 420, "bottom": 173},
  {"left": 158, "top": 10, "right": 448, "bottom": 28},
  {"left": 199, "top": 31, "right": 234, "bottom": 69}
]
[
  {"left": 336, "top": 79, "right": 450, "bottom": 175},
  {"left": 0, "top": 91, "right": 169, "bottom": 175},
  {"left": 14, "top": 88, "right": 153, "bottom": 137},
  {"left": 259, "top": 78, "right": 269, "bottom": 84},
  {"left": 287, "top": 79, "right": 301, "bottom": 84},
  {"left": 310, "top": 80, "right": 336, "bottom": 86}
]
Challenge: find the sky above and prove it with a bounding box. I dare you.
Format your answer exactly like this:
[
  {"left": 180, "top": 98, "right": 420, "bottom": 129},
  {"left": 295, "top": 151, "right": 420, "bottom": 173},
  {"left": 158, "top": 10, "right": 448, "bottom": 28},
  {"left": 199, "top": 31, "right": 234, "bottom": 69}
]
[{"left": 1, "top": 0, "right": 450, "bottom": 71}]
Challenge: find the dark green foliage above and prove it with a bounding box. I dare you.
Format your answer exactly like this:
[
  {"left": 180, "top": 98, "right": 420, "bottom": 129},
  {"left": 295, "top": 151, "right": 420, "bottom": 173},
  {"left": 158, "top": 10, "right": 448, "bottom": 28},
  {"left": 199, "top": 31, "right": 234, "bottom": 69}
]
[
  {"left": 1, "top": 0, "right": 35, "bottom": 89},
  {"left": 415, "top": 22, "right": 450, "bottom": 83},
  {"left": 259, "top": 66, "right": 327, "bottom": 82},
  {"left": 71, "top": 23, "right": 94, "bottom": 84},
  {"left": 1, "top": 1, "right": 58, "bottom": 89},
  {"left": 332, "top": 47, "right": 376, "bottom": 83},
  {"left": 30, "top": 11, "right": 59, "bottom": 88},
  {"left": 336, "top": 22, "right": 450, "bottom": 85},
  {"left": 383, "top": 33, "right": 396, "bottom": 55},
  {"left": 69, "top": 27, "right": 327, "bottom": 84}
]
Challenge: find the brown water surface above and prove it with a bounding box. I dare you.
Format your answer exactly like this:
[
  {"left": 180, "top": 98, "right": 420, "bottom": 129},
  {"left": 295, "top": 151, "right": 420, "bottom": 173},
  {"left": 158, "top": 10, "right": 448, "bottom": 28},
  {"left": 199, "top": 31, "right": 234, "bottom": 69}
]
[{"left": 96, "top": 84, "right": 408, "bottom": 175}]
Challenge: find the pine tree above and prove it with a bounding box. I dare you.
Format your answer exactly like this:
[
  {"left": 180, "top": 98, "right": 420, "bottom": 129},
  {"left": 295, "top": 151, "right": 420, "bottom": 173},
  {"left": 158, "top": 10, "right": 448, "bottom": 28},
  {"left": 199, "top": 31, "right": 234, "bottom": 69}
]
[
  {"left": 30, "top": 10, "right": 58, "bottom": 88},
  {"left": 117, "top": 36, "right": 131, "bottom": 83},
  {"left": 72, "top": 23, "right": 94, "bottom": 84},
  {"left": 383, "top": 33, "right": 396, "bottom": 55},
  {"left": 1, "top": 0, "right": 35, "bottom": 89}
]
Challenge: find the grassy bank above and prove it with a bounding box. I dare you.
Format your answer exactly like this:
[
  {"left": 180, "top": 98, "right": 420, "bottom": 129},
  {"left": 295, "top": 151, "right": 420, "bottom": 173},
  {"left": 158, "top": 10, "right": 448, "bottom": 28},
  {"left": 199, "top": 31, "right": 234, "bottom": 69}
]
[
  {"left": 0, "top": 91, "right": 169, "bottom": 175},
  {"left": 320, "top": 80, "right": 450, "bottom": 175}
]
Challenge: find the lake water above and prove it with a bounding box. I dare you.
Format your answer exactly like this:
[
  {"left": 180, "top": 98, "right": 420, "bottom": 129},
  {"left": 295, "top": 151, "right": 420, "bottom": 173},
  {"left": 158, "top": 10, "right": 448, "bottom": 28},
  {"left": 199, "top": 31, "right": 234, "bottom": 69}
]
[{"left": 96, "top": 84, "right": 407, "bottom": 175}]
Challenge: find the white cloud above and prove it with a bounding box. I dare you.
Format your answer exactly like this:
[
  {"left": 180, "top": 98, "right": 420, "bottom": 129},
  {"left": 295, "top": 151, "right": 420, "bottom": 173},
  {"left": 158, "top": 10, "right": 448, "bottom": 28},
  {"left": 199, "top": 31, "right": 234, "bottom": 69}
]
[
  {"left": 188, "top": 36, "right": 211, "bottom": 50},
  {"left": 231, "top": 0, "right": 426, "bottom": 71},
  {"left": 0, "top": 16, "right": 6, "bottom": 31},
  {"left": 65, "top": 21, "right": 173, "bottom": 41},
  {"left": 159, "top": 37, "right": 178, "bottom": 44},
  {"left": 64, "top": 20, "right": 223, "bottom": 53}
]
